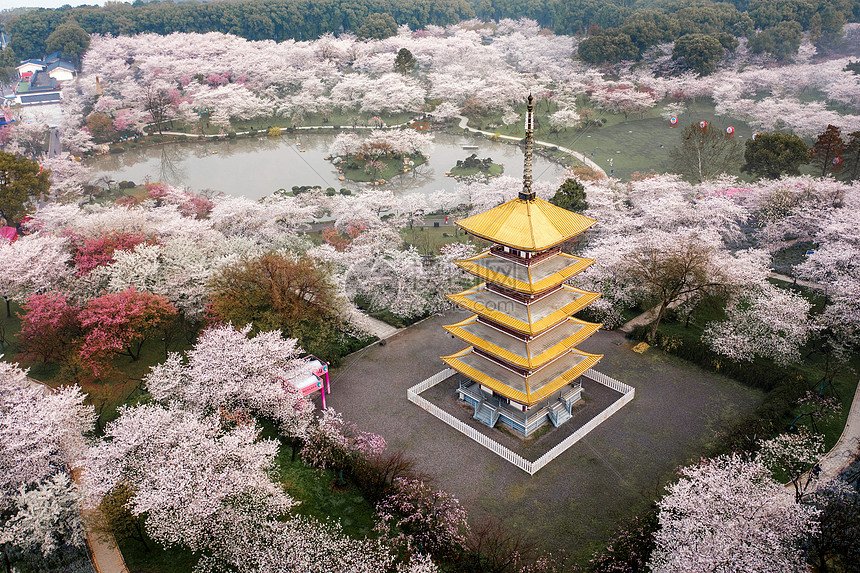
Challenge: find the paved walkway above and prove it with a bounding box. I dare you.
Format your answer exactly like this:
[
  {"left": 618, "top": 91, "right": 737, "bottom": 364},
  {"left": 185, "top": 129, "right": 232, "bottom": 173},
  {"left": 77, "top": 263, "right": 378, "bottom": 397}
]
[
  {"left": 456, "top": 115, "right": 608, "bottom": 178},
  {"left": 25, "top": 378, "right": 129, "bottom": 573},
  {"left": 361, "top": 313, "right": 401, "bottom": 340},
  {"left": 769, "top": 272, "right": 825, "bottom": 291},
  {"left": 819, "top": 379, "right": 860, "bottom": 480}
]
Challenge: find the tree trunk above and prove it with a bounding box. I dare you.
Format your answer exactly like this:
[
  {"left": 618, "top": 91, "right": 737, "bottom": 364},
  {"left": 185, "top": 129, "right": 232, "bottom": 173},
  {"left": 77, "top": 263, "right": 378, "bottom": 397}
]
[
  {"left": 4, "top": 297, "right": 9, "bottom": 318},
  {"left": 649, "top": 301, "right": 669, "bottom": 342}
]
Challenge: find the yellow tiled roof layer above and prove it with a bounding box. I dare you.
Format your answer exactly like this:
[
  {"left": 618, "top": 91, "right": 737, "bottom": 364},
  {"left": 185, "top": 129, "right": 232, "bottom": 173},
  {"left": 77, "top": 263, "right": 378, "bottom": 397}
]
[
  {"left": 442, "top": 346, "right": 603, "bottom": 406},
  {"left": 444, "top": 315, "right": 602, "bottom": 369},
  {"left": 454, "top": 251, "right": 595, "bottom": 294},
  {"left": 457, "top": 198, "right": 596, "bottom": 251},
  {"left": 447, "top": 283, "right": 601, "bottom": 335}
]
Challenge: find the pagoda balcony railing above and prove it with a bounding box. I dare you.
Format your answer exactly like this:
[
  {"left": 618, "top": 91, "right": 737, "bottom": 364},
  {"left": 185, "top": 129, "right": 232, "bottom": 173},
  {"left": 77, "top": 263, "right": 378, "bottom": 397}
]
[{"left": 489, "top": 245, "right": 561, "bottom": 265}]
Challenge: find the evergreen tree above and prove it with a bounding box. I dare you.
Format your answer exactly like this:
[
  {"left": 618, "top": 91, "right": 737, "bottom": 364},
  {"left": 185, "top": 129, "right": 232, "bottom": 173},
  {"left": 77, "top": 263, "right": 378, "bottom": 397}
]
[
  {"left": 550, "top": 178, "right": 588, "bottom": 212},
  {"left": 0, "top": 151, "right": 51, "bottom": 228},
  {"left": 741, "top": 133, "right": 812, "bottom": 179},
  {"left": 45, "top": 20, "right": 90, "bottom": 69},
  {"left": 672, "top": 33, "right": 725, "bottom": 75},
  {"left": 394, "top": 48, "right": 416, "bottom": 74}
]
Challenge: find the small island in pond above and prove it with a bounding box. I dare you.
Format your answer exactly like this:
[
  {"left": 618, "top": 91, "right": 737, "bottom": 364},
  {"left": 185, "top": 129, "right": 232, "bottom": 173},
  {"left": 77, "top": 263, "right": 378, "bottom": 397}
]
[
  {"left": 447, "top": 153, "right": 503, "bottom": 179},
  {"left": 328, "top": 130, "right": 430, "bottom": 185}
]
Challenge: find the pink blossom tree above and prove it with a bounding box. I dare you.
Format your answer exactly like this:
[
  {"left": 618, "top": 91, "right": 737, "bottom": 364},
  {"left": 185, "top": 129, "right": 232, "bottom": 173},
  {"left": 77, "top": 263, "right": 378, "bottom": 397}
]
[
  {"left": 758, "top": 428, "right": 826, "bottom": 501},
  {"left": 375, "top": 477, "right": 470, "bottom": 561},
  {"left": 71, "top": 230, "right": 151, "bottom": 275},
  {"left": 702, "top": 284, "right": 814, "bottom": 366},
  {"left": 17, "top": 293, "right": 81, "bottom": 363},
  {"left": 82, "top": 402, "right": 293, "bottom": 552},
  {"left": 78, "top": 287, "right": 177, "bottom": 375},
  {"left": 0, "top": 359, "right": 95, "bottom": 507},
  {"left": 302, "top": 408, "right": 386, "bottom": 485}
]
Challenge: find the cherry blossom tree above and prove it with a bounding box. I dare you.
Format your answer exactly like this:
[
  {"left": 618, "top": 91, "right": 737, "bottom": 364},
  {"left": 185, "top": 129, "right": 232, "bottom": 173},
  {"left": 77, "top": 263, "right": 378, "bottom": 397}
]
[
  {"left": 375, "top": 477, "right": 470, "bottom": 561},
  {"left": 0, "top": 360, "right": 94, "bottom": 508},
  {"left": 758, "top": 428, "right": 825, "bottom": 501},
  {"left": 78, "top": 288, "right": 178, "bottom": 375},
  {"left": 195, "top": 513, "right": 401, "bottom": 573},
  {"left": 0, "top": 359, "right": 94, "bottom": 570},
  {"left": 82, "top": 402, "right": 294, "bottom": 552},
  {"left": 145, "top": 324, "right": 314, "bottom": 438},
  {"left": 0, "top": 472, "right": 86, "bottom": 568},
  {"left": 702, "top": 283, "right": 814, "bottom": 366},
  {"left": 0, "top": 233, "right": 73, "bottom": 307},
  {"left": 302, "top": 408, "right": 386, "bottom": 485},
  {"left": 649, "top": 454, "right": 819, "bottom": 573},
  {"left": 17, "top": 293, "right": 81, "bottom": 363}
]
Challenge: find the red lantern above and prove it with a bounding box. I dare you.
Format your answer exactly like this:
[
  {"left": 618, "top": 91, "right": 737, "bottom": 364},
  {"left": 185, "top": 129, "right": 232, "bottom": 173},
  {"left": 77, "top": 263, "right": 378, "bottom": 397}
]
[
  {"left": 752, "top": 132, "right": 759, "bottom": 140},
  {"left": 669, "top": 117, "right": 678, "bottom": 125},
  {"left": 833, "top": 157, "right": 842, "bottom": 165},
  {"left": 699, "top": 121, "right": 708, "bottom": 129},
  {"left": 726, "top": 126, "right": 734, "bottom": 136}
]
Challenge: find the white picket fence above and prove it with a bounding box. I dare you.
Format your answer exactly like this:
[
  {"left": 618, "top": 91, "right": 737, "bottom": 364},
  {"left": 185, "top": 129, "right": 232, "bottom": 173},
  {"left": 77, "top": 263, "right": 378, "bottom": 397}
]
[{"left": 407, "top": 368, "right": 635, "bottom": 475}]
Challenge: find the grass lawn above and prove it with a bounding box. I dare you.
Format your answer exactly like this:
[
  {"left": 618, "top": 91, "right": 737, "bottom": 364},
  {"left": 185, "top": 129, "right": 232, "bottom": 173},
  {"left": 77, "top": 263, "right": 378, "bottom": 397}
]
[
  {"left": 467, "top": 98, "right": 761, "bottom": 181},
  {"left": 400, "top": 221, "right": 472, "bottom": 255},
  {"left": 120, "top": 539, "right": 197, "bottom": 573}
]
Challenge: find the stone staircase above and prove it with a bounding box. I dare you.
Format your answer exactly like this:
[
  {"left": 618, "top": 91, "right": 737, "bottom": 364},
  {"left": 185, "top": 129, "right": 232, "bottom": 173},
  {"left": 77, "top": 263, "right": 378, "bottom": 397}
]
[
  {"left": 473, "top": 399, "right": 500, "bottom": 428},
  {"left": 547, "top": 400, "right": 572, "bottom": 427}
]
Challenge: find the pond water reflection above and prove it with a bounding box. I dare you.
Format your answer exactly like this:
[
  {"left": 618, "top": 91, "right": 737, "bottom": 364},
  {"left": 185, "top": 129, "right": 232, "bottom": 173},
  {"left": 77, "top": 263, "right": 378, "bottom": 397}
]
[{"left": 87, "top": 131, "right": 568, "bottom": 200}]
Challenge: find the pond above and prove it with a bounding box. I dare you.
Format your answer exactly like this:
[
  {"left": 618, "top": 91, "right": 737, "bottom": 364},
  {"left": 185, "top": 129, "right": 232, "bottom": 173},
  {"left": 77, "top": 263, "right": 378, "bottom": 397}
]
[{"left": 86, "top": 131, "right": 568, "bottom": 201}]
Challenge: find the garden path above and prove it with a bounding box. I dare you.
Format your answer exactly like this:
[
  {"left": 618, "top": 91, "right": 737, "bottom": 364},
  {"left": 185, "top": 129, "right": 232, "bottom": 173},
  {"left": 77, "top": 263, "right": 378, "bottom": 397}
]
[
  {"left": 360, "top": 313, "right": 401, "bottom": 340},
  {"left": 456, "top": 115, "right": 607, "bottom": 178},
  {"left": 25, "top": 377, "right": 129, "bottom": 573}
]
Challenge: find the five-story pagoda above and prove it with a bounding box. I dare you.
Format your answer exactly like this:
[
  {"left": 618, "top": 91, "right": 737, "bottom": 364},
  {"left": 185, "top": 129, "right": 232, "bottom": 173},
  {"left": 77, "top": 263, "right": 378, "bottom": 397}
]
[{"left": 443, "top": 95, "right": 603, "bottom": 437}]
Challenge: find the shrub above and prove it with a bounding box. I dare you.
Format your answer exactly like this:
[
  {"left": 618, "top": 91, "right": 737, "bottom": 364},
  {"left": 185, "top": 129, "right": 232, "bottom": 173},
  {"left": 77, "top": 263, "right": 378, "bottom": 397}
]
[
  {"left": 352, "top": 450, "right": 420, "bottom": 504},
  {"left": 375, "top": 477, "right": 470, "bottom": 560}
]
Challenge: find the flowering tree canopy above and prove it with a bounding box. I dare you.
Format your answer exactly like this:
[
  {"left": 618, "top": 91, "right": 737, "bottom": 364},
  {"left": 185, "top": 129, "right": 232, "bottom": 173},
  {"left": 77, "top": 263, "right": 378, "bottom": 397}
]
[
  {"left": 145, "top": 324, "right": 314, "bottom": 437},
  {"left": 649, "top": 454, "right": 819, "bottom": 573}
]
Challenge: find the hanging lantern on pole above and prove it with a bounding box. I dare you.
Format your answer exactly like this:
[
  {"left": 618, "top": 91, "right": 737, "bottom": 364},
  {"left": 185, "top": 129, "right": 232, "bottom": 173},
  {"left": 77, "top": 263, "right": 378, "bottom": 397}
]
[
  {"left": 833, "top": 157, "right": 842, "bottom": 166},
  {"left": 669, "top": 116, "right": 678, "bottom": 126},
  {"left": 726, "top": 126, "right": 734, "bottom": 136},
  {"left": 699, "top": 120, "right": 708, "bottom": 129},
  {"left": 752, "top": 132, "right": 758, "bottom": 140}
]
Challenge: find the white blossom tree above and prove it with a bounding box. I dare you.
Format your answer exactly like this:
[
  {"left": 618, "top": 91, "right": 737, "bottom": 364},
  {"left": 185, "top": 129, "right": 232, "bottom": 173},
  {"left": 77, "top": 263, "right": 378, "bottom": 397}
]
[
  {"left": 703, "top": 284, "right": 814, "bottom": 366},
  {"left": 82, "top": 402, "right": 294, "bottom": 552},
  {"left": 144, "top": 324, "right": 314, "bottom": 438},
  {"left": 649, "top": 454, "right": 819, "bottom": 573}
]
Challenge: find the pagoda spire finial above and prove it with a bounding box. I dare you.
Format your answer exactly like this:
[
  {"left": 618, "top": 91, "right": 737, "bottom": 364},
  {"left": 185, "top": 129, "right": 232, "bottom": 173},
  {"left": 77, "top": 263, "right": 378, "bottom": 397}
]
[{"left": 519, "top": 94, "right": 536, "bottom": 201}]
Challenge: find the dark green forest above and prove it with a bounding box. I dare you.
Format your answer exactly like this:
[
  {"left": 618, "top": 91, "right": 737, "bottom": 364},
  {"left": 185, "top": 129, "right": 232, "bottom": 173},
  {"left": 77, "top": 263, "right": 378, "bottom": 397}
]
[{"left": 2, "top": 0, "right": 859, "bottom": 62}]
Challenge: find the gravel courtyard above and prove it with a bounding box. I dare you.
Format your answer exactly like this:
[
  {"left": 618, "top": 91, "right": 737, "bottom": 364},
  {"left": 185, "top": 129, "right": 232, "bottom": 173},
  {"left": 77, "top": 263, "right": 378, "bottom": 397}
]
[{"left": 325, "top": 311, "right": 763, "bottom": 558}]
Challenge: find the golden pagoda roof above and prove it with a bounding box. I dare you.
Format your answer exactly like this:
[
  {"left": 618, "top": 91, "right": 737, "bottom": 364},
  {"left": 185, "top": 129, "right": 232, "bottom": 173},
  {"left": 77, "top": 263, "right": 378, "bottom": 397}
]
[
  {"left": 447, "top": 283, "right": 601, "bottom": 335},
  {"left": 442, "top": 346, "right": 603, "bottom": 406},
  {"left": 457, "top": 197, "right": 596, "bottom": 251},
  {"left": 444, "top": 315, "right": 602, "bottom": 369},
  {"left": 454, "top": 250, "right": 594, "bottom": 294}
]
